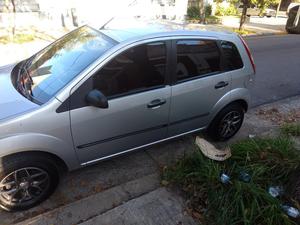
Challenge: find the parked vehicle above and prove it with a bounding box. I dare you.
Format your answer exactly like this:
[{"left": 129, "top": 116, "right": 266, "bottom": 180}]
[
  {"left": 0, "top": 23, "right": 255, "bottom": 211},
  {"left": 286, "top": 5, "right": 300, "bottom": 33},
  {"left": 264, "top": 8, "right": 277, "bottom": 17},
  {"left": 238, "top": 4, "right": 276, "bottom": 17}
]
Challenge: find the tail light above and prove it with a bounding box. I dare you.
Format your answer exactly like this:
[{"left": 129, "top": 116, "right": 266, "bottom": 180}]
[{"left": 238, "top": 35, "right": 256, "bottom": 74}]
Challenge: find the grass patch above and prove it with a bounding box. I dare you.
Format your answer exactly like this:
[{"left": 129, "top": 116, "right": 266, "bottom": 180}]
[
  {"left": 0, "top": 33, "right": 35, "bottom": 44},
  {"left": 163, "top": 137, "right": 300, "bottom": 225},
  {"left": 281, "top": 123, "right": 300, "bottom": 137},
  {"left": 205, "top": 15, "right": 222, "bottom": 24},
  {"left": 233, "top": 28, "right": 254, "bottom": 35}
]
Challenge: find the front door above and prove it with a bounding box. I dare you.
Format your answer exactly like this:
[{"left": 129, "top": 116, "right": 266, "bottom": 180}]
[{"left": 70, "top": 41, "right": 171, "bottom": 164}]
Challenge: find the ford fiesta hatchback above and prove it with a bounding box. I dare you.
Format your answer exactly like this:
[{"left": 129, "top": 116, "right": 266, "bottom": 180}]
[{"left": 0, "top": 23, "right": 255, "bottom": 211}]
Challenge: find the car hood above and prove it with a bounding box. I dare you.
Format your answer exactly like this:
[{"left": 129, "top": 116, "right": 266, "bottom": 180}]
[{"left": 0, "top": 64, "right": 39, "bottom": 121}]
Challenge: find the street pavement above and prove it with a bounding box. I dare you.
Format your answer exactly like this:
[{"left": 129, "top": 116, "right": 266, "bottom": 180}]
[{"left": 245, "top": 34, "right": 300, "bottom": 106}]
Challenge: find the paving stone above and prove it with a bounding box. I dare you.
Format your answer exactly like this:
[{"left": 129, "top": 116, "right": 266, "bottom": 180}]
[{"left": 79, "top": 188, "right": 197, "bottom": 225}]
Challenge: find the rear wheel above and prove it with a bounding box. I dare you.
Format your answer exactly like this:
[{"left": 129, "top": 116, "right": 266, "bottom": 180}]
[
  {"left": 0, "top": 153, "right": 59, "bottom": 211},
  {"left": 208, "top": 104, "right": 244, "bottom": 141}
]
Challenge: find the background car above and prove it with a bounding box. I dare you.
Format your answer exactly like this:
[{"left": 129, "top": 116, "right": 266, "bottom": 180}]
[
  {"left": 286, "top": 5, "right": 300, "bottom": 33},
  {"left": 287, "top": 2, "right": 300, "bottom": 15},
  {"left": 238, "top": 4, "right": 276, "bottom": 17}
]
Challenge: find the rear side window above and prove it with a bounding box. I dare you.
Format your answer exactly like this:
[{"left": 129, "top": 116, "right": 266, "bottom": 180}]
[
  {"left": 176, "top": 40, "right": 221, "bottom": 81},
  {"left": 220, "top": 41, "right": 243, "bottom": 71}
]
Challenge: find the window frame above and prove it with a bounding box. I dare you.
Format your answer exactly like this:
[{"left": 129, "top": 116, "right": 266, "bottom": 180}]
[
  {"left": 96, "top": 40, "right": 171, "bottom": 100},
  {"left": 171, "top": 39, "right": 227, "bottom": 85},
  {"left": 219, "top": 40, "right": 244, "bottom": 72}
]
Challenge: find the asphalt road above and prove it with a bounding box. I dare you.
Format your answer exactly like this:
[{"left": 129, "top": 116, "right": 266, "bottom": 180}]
[{"left": 245, "top": 34, "right": 300, "bottom": 107}]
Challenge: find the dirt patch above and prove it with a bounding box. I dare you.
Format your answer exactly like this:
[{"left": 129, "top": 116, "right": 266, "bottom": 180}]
[{"left": 256, "top": 107, "right": 300, "bottom": 125}]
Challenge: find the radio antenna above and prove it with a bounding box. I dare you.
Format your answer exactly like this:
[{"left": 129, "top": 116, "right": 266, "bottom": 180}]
[{"left": 100, "top": 0, "right": 137, "bottom": 29}]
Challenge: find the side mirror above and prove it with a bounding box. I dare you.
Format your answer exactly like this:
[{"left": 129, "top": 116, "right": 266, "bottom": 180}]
[{"left": 86, "top": 89, "right": 108, "bottom": 108}]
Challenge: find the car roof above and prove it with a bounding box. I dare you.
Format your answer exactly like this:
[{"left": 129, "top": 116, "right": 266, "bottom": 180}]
[{"left": 98, "top": 20, "right": 236, "bottom": 43}]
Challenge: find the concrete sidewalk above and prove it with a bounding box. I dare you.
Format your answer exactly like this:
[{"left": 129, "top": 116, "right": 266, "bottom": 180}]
[
  {"left": 187, "top": 16, "right": 287, "bottom": 36},
  {"left": 7, "top": 95, "right": 300, "bottom": 225}
]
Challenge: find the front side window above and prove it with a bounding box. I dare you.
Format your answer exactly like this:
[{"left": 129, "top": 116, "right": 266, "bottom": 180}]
[
  {"left": 176, "top": 40, "right": 221, "bottom": 82},
  {"left": 92, "top": 42, "right": 166, "bottom": 98}
]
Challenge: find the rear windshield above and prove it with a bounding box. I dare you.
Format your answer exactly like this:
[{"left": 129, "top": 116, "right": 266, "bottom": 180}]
[{"left": 21, "top": 26, "right": 116, "bottom": 104}]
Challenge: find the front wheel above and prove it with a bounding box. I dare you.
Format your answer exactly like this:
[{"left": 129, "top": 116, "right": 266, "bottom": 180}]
[
  {"left": 207, "top": 104, "right": 244, "bottom": 141},
  {"left": 0, "top": 153, "right": 59, "bottom": 211}
]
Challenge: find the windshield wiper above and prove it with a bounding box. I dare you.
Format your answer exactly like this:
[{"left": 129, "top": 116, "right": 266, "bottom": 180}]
[
  {"left": 23, "top": 67, "right": 33, "bottom": 95},
  {"left": 17, "top": 58, "right": 34, "bottom": 100}
]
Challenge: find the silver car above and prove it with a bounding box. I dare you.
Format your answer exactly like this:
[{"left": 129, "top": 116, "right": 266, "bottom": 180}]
[{"left": 0, "top": 23, "right": 255, "bottom": 211}]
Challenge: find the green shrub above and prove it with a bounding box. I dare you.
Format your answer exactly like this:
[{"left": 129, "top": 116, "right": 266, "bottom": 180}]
[
  {"left": 205, "top": 4, "right": 212, "bottom": 17},
  {"left": 163, "top": 137, "right": 300, "bottom": 225},
  {"left": 281, "top": 123, "right": 300, "bottom": 136},
  {"left": 187, "top": 6, "right": 200, "bottom": 20},
  {"left": 215, "top": 4, "right": 239, "bottom": 16}
]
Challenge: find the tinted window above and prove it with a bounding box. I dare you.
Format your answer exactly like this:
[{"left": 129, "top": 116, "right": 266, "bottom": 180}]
[
  {"left": 24, "top": 26, "right": 116, "bottom": 104},
  {"left": 176, "top": 40, "right": 221, "bottom": 81},
  {"left": 93, "top": 42, "right": 166, "bottom": 98},
  {"left": 221, "top": 41, "right": 243, "bottom": 71}
]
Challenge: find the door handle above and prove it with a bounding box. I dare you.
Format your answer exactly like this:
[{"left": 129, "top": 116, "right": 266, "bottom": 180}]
[
  {"left": 215, "top": 81, "right": 229, "bottom": 89},
  {"left": 147, "top": 99, "right": 166, "bottom": 109}
]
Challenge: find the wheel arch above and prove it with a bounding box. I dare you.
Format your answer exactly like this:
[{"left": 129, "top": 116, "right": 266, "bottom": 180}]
[
  {"left": 0, "top": 151, "right": 69, "bottom": 173},
  {"left": 209, "top": 88, "right": 250, "bottom": 125},
  {"left": 229, "top": 99, "right": 248, "bottom": 112},
  {"left": 0, "top": 133, "right": 79, "bottom": 171}
]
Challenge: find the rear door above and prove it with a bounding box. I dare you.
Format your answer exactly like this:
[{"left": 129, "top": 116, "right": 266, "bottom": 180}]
[{"left": 168, "top": 38, "right": 232, "bottom": 136}]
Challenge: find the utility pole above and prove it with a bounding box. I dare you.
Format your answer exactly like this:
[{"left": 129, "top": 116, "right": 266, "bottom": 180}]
[{"left": 276, "top": 0, "right": 282, "bottom": 18}]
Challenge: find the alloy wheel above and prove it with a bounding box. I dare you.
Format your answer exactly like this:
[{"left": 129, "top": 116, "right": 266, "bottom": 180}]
[
  {"left": 218, "top": 111, "right": 242, "bottom": 139},
  {"left": 0, "top": 167, "right": 50, "bottom": 206}
]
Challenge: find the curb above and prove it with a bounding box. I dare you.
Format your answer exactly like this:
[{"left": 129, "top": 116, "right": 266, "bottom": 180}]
[
  {"left": 243, "top": 31, "right": 287, "bottom": 37},
  {"left": 78, "top": 188, "right": 197, "bottom": 225},
  {"left": 15, "top": 173, "right": 160, "bottom": 225}
]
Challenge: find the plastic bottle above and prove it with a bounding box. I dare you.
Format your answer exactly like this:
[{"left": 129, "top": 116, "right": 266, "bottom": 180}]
[
  {"left": 281, "top": 205, "right": 300, "bottom": 218},
  {"left": 268, "top": 186, "right": 283, "bottom": 198},
  {"left": 220, "top": 173, "right": 230, "bottom": 184},
  {"left": 239, "top": 172, "right": 251, "bottom": 183}
]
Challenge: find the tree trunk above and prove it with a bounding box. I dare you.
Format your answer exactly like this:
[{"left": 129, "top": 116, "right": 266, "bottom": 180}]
[
  {"left": 239, "top": 1, "right": 248, "bottom": 30},
  {"left": 10, "top": 0, "right": 16, "bottom": 41},
  {"left": 71, "top": 8, "right": 78, "bottom": 27},
  {"left": 199, "top": 0, "right": 205, "bottom": 23}
]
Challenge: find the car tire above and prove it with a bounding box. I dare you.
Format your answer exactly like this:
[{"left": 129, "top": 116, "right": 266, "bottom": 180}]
[
  {"left": 0, "top": 153, "right": 59, "bottom": 211},
  {"left": 207, "top": 103, "right": 244, "bottom": 141}
]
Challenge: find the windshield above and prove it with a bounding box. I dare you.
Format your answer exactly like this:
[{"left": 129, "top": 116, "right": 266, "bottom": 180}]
[{"left": 17, "top": 26, "right": 116, "bottom": 104}]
